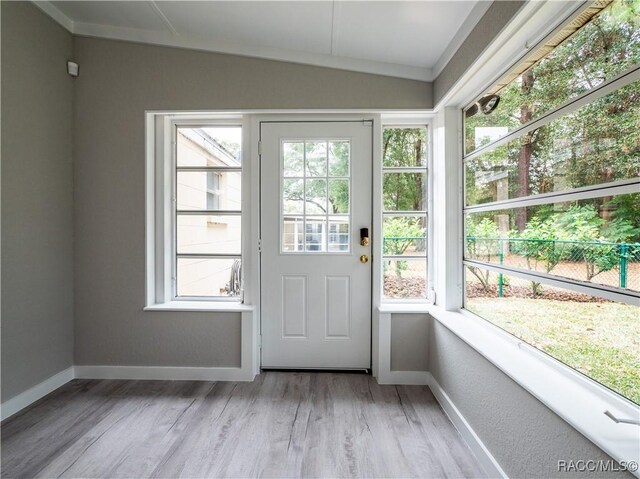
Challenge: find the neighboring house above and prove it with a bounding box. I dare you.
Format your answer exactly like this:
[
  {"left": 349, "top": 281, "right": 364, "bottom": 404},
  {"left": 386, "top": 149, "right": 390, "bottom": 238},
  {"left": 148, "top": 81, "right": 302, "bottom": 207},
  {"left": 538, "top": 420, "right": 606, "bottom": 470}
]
[{"left": 177, "top": 128, "right": 242, "bottom": 296}]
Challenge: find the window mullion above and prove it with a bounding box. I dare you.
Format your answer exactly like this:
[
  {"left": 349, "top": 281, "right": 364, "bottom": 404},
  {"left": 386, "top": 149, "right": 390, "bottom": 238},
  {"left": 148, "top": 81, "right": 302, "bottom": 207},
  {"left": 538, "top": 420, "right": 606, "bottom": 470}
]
[
  {"left": 464, "top": 63, "right": 640, "bottom": 161},
  {"left": 176, "top": 210, "right": 242, "bottom": 216},
  {"left": 463, "top": 178, "right": 640, "bottom": 213}
]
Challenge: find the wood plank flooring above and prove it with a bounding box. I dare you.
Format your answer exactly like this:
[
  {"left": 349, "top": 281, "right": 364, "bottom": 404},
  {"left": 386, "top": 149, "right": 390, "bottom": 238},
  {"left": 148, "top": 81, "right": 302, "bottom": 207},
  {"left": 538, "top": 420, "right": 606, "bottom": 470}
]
[{"left": 1, "top": 372, "right": 484, "bottom": 478}]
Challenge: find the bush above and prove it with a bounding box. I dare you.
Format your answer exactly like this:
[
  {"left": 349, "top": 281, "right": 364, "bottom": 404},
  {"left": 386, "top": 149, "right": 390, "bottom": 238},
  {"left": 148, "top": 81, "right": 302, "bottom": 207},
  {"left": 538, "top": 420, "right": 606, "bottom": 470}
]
[{"left": 383, "top": 217, "right": 425, "bottom": 278}]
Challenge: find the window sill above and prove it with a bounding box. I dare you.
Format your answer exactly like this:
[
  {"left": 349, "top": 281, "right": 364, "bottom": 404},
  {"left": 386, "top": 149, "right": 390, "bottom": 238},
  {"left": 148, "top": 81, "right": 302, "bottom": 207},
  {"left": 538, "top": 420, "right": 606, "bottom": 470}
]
[
  {"left": 144, "top": 301, "right": 254, "bottom": 312},
  {"left": 428, "top": 305, "right": 640, "bottom": 473},
  {"left": 378, "top": 303, "right": 432, "bottom": 314}
]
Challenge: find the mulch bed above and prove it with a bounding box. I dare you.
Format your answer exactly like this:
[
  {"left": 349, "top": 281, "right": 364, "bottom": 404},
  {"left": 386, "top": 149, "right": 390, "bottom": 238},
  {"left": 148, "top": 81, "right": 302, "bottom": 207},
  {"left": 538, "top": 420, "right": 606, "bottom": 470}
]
[
  {"left": 465, "top": 283, "right": 608, "bottom": 303},
  {"left": 385, "top": 276, "right": 610, "bottom": 302},
  {"left": 384, "top": 277, "right": 426, "bottom": 298}
]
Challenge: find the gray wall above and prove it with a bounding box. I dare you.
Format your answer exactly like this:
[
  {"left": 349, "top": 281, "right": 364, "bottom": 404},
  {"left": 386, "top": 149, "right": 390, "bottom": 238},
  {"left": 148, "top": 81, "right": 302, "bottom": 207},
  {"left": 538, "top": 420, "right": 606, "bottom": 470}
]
[
  {"left": 390, "top": 314, "right": 429, "bottom": 372},
  {"left": 1, "top": 2, "right": 75, "bottom": 401},
  {"left": 433, "top": 1, "right": 525, "bottom": 105},
  {"left": 72, "top": 37, "right": 432, "bottom": 367},
  {"left": 429, "top": 319, "right": 630, "bottom": 479}
]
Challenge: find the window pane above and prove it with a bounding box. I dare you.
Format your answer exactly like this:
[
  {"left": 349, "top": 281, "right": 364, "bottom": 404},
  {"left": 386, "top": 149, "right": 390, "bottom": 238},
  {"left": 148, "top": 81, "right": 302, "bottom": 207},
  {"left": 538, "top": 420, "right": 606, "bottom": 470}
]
[
  {"left": 464, "top": 265, "right": 640, "bottom": 404},
  {"left": 305, "top": 141, "right": 327, "bottom": 177},
  {"left": 177, "top": 171, "right": 241, "bottom": 211},
  {"left": 282, "top": 179, "right": 304, "bottom": 214},
  {"left": 383, "top": 258, "right": 427, "bottom": 299},
  {"left": 329, "top": 141, "right": 350, "bottom": 176},
  {"left": 176, "top": 257, "right": 241, "bottom": 297},
  {"left": 328, "top": 217, "right": 349, "bottom": 252},
  {"left": 177, "top": 127, "right": 241, "bottom": 166},
  {"left": 383, "top": 216, "right": 426, "bottom": 257},
  {"left": 464, "top": 0, "right": 640, "bottom": 154},
  {"left": 177, "top": 215, "right": 241, "bottom": 255},
  {"left": 283, "top": 216, "right": 304, "bottom": 252},
  {"left": 328, "top": 179, "right": 349, "bottom": 214},
  {"left": 465, "top": 81, "right": 640, "bottom": 206},
  {"left": 382, "top": 128, "right": 427, "bottom": 168},
  {"left": 383, "top": 172, "right": 427, "bottom": 211},
  {"left": 383, "top": 128, "right": 427, "bottom": 167},
  {"left": 465, "top": 193, "right": 640, "bottom": 292},
  {"left": 280, "top": 138, "right": 352, "bottom": 254},
  {"left": 305, "top": 179, "right": 327, "bottom": 214},
  {"left": 305, "top": 216, "right": 326, "bottom": 252},
  {"left": 283, "top": 142, "right": 304, "bottom": 177}
]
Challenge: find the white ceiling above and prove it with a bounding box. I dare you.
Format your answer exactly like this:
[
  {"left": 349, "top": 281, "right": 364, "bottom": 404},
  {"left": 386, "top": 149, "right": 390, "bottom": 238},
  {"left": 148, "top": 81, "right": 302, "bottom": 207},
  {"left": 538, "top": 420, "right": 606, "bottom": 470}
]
[{"left": 35, "top": 1, "right": 489, "bottom": 81}]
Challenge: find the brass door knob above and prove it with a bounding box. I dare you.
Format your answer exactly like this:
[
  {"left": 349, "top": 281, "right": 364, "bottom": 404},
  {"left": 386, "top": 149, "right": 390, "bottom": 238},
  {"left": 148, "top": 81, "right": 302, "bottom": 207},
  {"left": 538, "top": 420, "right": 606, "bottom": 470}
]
[{"left": 360, "top": 255, "right": 369, "bottom": 263}]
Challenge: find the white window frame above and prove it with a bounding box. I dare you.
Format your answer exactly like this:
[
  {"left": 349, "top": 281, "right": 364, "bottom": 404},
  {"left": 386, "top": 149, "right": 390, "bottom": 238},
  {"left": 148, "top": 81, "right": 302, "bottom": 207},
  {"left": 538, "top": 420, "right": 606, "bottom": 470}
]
[
  {"left": 433, "top": 2, "right": 640, "bottom": 469},
  {"left": 377, "top": 116, "right": 435, "bottom": 306},
  {"left": 145, "top": 113, "right": 253, "bottom": 310},
  {"left": 461, "top": 66, "right": 640, "bottom": 307}
]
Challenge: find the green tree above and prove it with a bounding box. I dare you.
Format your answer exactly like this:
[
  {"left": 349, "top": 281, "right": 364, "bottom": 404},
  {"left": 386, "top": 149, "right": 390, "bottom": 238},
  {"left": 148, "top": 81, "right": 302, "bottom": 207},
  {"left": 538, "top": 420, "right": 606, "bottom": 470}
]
[
  {"left": 465, "top": 0, "right": 640, "bottom": 230},
  {"left": 383, "top": 128, "right": 427, "bottom": 211}
]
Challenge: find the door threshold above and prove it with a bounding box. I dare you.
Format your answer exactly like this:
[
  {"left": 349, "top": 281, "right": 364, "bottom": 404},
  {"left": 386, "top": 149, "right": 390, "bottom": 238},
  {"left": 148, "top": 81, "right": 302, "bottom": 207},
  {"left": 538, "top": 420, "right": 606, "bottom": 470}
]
[{"left": 261, "top": 368, "right": 371, "bottom": 375}]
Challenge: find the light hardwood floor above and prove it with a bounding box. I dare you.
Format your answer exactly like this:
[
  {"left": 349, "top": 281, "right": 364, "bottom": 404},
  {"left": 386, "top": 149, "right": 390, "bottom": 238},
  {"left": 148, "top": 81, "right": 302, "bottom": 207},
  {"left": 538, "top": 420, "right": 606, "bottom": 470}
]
[{"left": 1, "top": 372, "right": 484, "bottom": 478}]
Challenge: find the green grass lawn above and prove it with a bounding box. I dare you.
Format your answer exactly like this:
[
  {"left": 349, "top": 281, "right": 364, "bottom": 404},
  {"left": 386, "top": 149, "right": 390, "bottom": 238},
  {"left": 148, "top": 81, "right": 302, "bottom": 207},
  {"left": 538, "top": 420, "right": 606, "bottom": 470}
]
[{"left": 466, "top": 298, "right": 640, "bottom": 404}]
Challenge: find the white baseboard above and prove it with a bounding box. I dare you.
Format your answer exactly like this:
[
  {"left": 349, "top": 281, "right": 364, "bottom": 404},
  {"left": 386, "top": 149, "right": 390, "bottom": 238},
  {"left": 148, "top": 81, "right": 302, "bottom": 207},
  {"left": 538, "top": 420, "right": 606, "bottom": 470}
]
[
  {"left": 1, "top": 362, "right": 256, "bottom": 421},
  {"left": 377, "top": 370, "right": 430, "bottom": 385},
  {"left": 1, "top": 367, "right": 75, "bottom": 421},
  {"left": 426, "top": 372, "right": 507, "bottom": 479},
  {"left": 74, "top": 365, "right": 256, "bottom": 382}
]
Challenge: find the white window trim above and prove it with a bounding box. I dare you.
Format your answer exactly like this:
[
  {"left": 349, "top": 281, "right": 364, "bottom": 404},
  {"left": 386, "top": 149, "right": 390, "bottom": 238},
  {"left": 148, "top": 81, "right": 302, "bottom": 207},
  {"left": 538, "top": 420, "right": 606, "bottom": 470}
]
[
  {"left": 377, "top": 116, "right": 435, "bottom": 306},
  {"left": 145, "top": 113, "right": 251, "bottom": 309},
  {"left": 429, "top": 0, "right": 640, "bottom": 469},
  {"left": 433, "top": 99, "right": 640, "bottom": 479}
]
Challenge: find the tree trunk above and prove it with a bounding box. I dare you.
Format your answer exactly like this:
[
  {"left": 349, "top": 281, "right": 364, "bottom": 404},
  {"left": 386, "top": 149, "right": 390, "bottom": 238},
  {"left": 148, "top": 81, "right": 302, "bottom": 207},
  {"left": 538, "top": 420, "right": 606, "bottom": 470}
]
[{"left": 516, "top": 70, "right": 535, "bottom": 232}]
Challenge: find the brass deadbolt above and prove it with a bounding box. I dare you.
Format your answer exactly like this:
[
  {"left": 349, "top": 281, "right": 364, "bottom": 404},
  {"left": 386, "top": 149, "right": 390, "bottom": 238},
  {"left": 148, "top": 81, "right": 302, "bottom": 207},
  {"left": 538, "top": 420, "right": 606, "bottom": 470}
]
[{"left": 360, "top": 255, "right": 369, "bottom": 263}]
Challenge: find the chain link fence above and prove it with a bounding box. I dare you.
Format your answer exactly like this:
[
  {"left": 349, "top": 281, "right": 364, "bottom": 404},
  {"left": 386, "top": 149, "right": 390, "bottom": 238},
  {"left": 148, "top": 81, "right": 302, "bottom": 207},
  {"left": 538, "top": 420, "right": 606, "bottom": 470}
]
[{"left": 466, "top": 236, "right": 640, "bottom": 293}]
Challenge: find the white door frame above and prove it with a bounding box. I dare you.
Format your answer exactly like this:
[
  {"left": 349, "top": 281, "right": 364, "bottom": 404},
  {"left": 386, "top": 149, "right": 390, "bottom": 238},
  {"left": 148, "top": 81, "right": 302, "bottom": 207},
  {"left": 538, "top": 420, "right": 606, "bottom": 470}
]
[{"left": 249, "top": 114, "right": 382, "bottom": 369}]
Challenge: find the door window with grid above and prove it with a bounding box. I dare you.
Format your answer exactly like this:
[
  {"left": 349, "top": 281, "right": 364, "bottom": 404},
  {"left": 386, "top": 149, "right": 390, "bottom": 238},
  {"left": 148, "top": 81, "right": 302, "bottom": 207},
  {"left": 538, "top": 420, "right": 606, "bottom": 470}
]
[
  {"left": 281, "top": 140, "right": 351, "bottom": 253},
  {"left": 175, "top": 126, "right": 242, "bottom": 298}
]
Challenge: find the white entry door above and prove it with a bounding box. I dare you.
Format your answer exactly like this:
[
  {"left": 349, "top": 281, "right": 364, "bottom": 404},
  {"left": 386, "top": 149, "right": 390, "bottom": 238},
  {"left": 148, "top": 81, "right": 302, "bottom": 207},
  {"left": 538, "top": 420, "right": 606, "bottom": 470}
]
[{"left": 260, "top": 121, "right": 372, "bottom": 369}]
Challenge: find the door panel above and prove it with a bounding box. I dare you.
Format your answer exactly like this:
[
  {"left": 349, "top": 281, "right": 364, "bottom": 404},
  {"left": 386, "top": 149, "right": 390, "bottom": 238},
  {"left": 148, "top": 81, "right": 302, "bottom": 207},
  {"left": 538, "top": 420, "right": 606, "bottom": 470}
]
[
  {"left": 325, "top": 276, "right": 351, "bottom": 338},
  {"left": 282, "top": 275, "right": 307, "bottom": 338},
  {"left": 260, "top": 121, "right": 372, "bottom": 369}
]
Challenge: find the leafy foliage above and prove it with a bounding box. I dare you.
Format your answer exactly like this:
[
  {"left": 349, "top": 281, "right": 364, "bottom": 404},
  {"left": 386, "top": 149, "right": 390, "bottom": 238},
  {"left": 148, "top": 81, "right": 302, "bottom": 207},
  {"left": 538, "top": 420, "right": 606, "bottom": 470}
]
[
  {"left": 383, "top": 217, "right": 425, "bottom": 256},
  {"left": 468, "top": 203, "right": 640, "bottom": 293},
  {"left": 464, "top": 0, "right": 640, "bottom": 231},
  {"left": 383, "top": 128, "right": 427, "bottom": 212},
  {"left": 383, "top": 217, "right": 425, "bottom": 278},
  {"left": 466, "top": 218, "right": 501, "bottom": 291}
]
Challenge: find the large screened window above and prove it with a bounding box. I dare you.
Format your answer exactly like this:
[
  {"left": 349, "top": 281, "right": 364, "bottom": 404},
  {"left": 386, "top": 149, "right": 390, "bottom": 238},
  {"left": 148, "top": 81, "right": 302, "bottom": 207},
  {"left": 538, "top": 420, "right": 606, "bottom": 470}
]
[
  {"left": 175, "top": 126, "right": 242, "bottom": 299},
  {"left": 462, "top": 0, "right": 639, "bottom": 405},
  {"left": 382, "top": 127, "right": 428, "bottom": 300}
]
